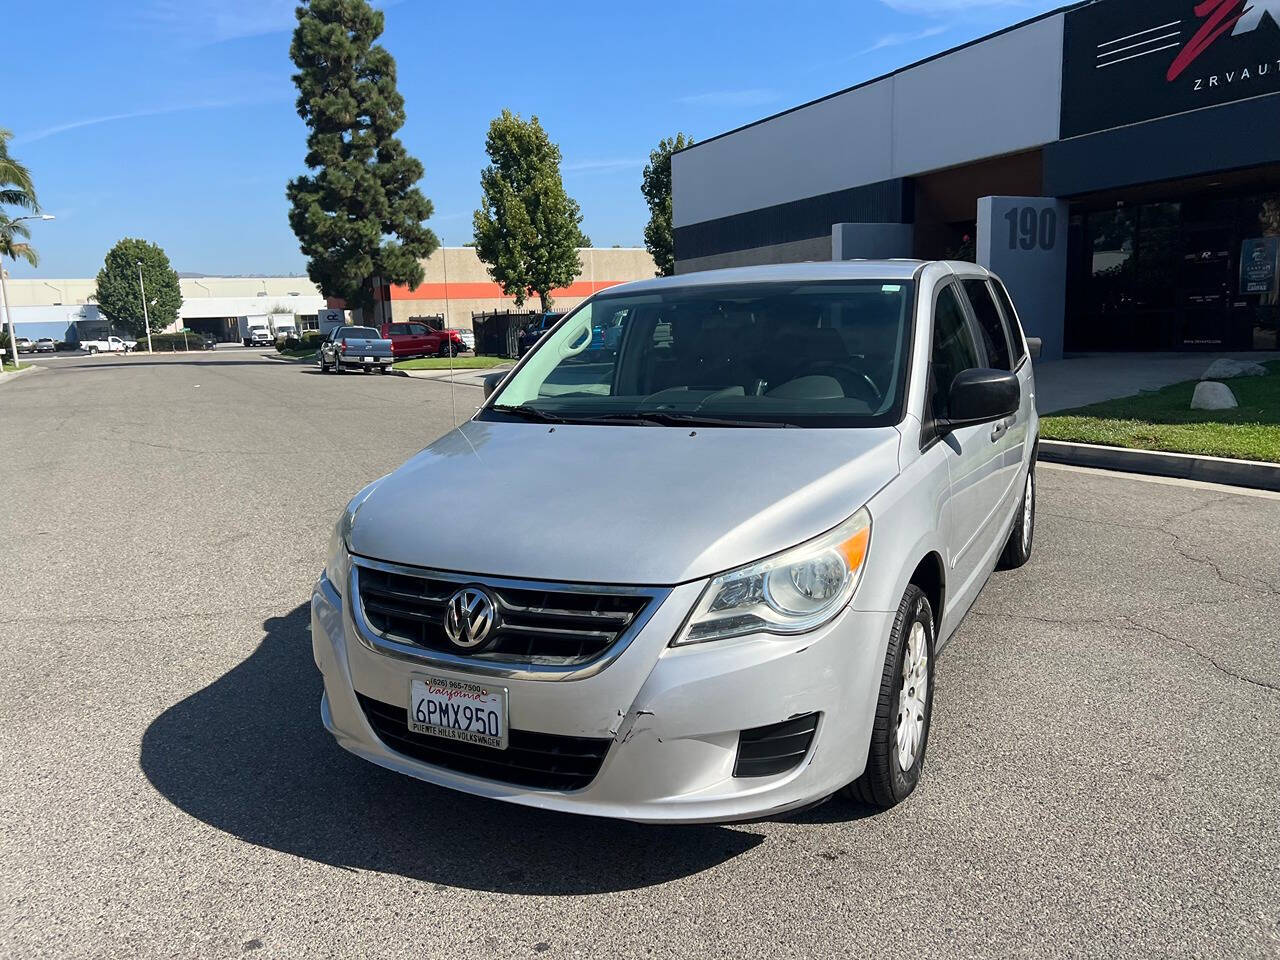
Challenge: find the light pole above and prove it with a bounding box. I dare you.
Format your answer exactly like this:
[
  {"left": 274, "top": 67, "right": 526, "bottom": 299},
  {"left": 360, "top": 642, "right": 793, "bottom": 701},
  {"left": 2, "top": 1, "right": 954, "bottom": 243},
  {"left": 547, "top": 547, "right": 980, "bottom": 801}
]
[
  {"left": 1, "top": 214, "right": 56, "bottom": 373},
  {"left": 136, "top": 260, "right": 153, "bottom": 354}
]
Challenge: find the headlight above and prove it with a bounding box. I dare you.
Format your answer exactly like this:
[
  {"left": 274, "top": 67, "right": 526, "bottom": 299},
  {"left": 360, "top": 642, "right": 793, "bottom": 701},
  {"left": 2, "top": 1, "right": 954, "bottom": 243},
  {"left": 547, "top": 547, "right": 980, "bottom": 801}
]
[
  {"left": 673, "top": 508, "right": 871, "bottom": 646},
  {"left": 324, "top": 509, "right": 354, "bottom": 595},
  {"left": 323, "top": 480, "right": 383, "bottom": 594}
]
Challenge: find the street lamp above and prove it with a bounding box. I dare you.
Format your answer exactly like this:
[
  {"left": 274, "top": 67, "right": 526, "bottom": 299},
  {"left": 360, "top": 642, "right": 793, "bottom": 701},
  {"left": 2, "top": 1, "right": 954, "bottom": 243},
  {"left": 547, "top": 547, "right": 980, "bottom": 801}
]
[
  {"left": 136, "top": 260, "right": 153, "bottom": 354},
  {"left": 0, "top": 214, "right": 55, "bottom": 374}
]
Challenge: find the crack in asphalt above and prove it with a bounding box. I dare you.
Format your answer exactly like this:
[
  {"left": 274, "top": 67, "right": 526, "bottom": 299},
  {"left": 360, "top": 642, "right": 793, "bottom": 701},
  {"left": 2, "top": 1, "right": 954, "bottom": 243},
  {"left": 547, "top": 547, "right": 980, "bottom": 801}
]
[
  {"left": 1041, "top": 508, "right": 1280, "bottom": 598},
  {"left": 973, "top": 609, "right": 1280, "bottom": 695}
]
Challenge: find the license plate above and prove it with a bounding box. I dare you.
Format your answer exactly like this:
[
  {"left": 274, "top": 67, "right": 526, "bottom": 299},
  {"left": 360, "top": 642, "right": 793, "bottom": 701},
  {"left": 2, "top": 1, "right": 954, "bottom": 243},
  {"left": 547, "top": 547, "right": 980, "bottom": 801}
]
[
  {"left": 363, "top": 355, "right": 374, "bottom": 363},
  {"left": 409, "top": 677, "right": 508, "bottom": 750}
]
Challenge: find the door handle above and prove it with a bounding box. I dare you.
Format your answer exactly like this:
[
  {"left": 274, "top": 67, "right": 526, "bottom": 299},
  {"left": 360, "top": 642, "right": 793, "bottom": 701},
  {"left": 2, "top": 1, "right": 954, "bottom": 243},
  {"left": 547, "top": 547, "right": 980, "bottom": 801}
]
[{"left": 990, "top": 419, "right": 1009, "bottom": 442}]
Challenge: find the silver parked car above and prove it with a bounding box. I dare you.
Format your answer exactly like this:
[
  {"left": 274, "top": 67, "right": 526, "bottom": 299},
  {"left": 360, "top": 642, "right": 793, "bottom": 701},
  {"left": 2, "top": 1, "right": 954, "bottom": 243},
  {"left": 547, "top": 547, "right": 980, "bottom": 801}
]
[{"left": 313, "top": 261, "right": 1039, "bottom": 822}]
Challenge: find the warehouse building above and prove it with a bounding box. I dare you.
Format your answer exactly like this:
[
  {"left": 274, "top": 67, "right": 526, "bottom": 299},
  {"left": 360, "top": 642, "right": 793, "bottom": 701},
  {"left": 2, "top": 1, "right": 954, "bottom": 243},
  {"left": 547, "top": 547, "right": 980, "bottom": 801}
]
[
  {"left": 367, "top": 246, "right": 657, "bottom": 329},
  {"left": 5, "top": 248, "right": 656, "bottom": 345},
  {"left": 670, "top": 0, "right": 1280, "bottom": 360},
  {"left": 2, "top": 276, "right": 326, "bottom": 343}
]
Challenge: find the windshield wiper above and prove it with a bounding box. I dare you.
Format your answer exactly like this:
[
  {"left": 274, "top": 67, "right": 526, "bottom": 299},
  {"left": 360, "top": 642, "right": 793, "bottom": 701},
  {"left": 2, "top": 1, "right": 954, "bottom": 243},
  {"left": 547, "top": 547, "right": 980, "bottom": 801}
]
[
  {"left": 490, "top": 404, "right": 568, "bottom": 424},
  {"left": 582, "top": 411, "right": 800, "bottom": 429}
]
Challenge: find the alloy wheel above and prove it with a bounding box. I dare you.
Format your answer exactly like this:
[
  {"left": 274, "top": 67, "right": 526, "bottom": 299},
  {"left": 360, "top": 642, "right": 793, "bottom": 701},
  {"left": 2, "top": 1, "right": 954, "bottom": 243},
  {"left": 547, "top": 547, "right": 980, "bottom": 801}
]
[
  {"left": 1021, "top": 470, "right": 1034, "bottom": 552},
  {"left": 896, "top": 621, "right": 929, "bottom": 771}
]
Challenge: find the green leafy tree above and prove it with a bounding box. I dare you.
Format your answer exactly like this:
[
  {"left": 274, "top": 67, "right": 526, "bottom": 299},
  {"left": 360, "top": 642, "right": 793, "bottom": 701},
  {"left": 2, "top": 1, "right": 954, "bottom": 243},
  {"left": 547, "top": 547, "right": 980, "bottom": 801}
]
[
  {"left": 94, "top": 238, "right": 182, "bottom": 337},
  {"left": 640, "top": 133, "right": 692, "bottom": 277},
  {"left": 0, "top": 128, "right": 40, "bottom": 267},
  {"left": 287, "top": 0, "right": 438, "bottom": 316},
  {"left": 473, "top": 110, "right": 588, "bottom": 312}
]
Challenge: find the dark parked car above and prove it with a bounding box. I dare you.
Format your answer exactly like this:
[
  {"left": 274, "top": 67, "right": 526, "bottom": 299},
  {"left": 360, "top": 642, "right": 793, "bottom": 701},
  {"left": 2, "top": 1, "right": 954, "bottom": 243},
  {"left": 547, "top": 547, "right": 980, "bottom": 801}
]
[{"left": 517, "top": 312, "right": 564, "bottom": 357}]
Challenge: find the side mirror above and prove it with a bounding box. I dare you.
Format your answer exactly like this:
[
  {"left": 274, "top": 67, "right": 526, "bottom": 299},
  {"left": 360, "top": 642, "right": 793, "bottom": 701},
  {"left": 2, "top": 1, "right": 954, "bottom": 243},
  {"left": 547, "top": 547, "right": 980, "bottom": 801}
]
[
  {"left": 946, "top": 368, "right": 1019, "bottom": 429},
  {"left": 482, "top": 371, "right": 506, "bottom": 400},
  {"left": 1025, "top": 337, "right": 1042, "bottom": 361}
]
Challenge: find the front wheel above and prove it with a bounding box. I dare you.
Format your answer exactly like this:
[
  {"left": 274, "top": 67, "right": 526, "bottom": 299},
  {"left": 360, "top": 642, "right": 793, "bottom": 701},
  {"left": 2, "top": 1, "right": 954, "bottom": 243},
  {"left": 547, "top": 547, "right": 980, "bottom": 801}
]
[
  {"left": 842, "top": 584, "right": 935, "bottom": 810},
  {"left": 997, "top": 461, "right": 1035, "bottom": 570}
]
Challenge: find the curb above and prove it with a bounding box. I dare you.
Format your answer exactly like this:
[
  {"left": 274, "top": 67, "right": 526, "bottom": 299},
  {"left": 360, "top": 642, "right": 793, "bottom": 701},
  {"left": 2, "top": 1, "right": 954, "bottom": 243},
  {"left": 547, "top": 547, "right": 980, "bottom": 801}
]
[
  {"left": 0, "top": 364, "right": 40, "bottom": 386},
  {"left": 1039, "top": 439, "right": 1280, "bottom": 492}
]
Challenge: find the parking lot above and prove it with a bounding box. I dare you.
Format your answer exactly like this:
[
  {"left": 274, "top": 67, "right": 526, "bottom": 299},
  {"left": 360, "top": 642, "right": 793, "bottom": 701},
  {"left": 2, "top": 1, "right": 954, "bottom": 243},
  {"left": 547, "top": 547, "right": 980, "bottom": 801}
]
[{"left": 1, "top": 352, "right": 1277, "bottom": 959}]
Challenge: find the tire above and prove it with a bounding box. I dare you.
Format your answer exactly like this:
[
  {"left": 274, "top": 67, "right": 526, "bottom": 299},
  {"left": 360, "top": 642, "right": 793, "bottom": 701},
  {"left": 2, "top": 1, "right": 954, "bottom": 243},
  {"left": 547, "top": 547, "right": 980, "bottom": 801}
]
[
  {"left": 997, "top": 459, "right": 1035, "bottom": 570},
  {"left": 88, "top": 346, "right": 99, "bottom": 355},
  {"left": 318, "top": 354, "right": 329, "bottom": 373},
  {"left": 438, "top": 343, "right": 458, "bottom": 358},
  {"left": 377, "top": 364, "right": 388, "bottom": 375},
  {"left": 841, "top": 584, "right": 935, "bottom": 810}
]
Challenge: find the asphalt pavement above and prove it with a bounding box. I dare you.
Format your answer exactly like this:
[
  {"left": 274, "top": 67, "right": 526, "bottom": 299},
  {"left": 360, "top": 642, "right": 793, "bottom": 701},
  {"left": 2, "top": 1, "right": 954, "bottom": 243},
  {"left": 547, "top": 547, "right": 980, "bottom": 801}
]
[{"left": 1, "top": 353, "right": 1277, "bottom": 959}]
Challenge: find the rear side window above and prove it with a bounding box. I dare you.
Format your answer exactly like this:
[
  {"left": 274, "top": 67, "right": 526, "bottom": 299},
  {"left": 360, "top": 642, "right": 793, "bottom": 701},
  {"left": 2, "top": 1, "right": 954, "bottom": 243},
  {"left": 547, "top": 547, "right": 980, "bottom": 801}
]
[
  {"left": 989, "top": 278, "right": 1027, "bottom": 364},
  {"left": 961, "top": 279, "right": 1012, "bottom": 371},
  {"left": 930, "top": 283, "right": 982, "bottom": 420}
]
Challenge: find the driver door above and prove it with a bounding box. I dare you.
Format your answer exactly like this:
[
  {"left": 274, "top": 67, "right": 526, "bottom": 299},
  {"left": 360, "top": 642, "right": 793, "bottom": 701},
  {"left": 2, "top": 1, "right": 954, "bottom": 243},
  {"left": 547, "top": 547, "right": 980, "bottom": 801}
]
[{"left": 930, "top": 282, "right": 1006, "bottom": 620}]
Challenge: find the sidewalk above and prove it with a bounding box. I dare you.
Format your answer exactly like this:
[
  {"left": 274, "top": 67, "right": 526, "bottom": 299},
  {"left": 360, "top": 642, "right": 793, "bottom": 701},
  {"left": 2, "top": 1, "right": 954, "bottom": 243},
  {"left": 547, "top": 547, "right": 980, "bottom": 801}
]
[{"left": 1034, "top": 351, "right": 1280, "bottom": 413}]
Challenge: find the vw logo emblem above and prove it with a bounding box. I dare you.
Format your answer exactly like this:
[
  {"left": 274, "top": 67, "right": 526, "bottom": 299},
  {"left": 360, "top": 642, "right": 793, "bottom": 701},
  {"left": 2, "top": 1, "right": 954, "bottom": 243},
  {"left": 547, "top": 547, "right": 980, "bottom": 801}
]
[{"left": 443, "top": 586, "right": 498, "bottom": 650}]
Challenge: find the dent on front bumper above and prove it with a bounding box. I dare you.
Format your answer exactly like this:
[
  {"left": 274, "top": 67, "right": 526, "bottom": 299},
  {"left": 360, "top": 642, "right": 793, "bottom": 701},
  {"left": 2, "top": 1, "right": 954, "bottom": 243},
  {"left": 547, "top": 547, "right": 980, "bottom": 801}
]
[{"left": 311, "top": 571, "right": 892, "bottom": 823}]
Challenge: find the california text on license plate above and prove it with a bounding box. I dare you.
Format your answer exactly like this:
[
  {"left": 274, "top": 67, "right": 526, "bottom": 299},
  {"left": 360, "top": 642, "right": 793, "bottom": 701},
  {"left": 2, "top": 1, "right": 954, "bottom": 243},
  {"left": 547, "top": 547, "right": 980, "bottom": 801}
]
[{"left": 409, "top": 677, "right": 508, "bottom": 750}]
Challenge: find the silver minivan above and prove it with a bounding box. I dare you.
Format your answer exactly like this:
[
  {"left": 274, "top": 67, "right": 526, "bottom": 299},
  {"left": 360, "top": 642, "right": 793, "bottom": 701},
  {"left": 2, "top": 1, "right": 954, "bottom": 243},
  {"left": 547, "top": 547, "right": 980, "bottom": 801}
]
[{"left": 312, "top": 261, "right": 1038, "bottom": 822}]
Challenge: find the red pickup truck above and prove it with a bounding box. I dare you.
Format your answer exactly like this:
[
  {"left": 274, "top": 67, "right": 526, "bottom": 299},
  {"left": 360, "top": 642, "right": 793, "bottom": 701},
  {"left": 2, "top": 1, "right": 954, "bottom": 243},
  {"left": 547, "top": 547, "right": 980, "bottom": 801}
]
[{"left": 379, "top": 322, "right": 469, "bottom": 358}]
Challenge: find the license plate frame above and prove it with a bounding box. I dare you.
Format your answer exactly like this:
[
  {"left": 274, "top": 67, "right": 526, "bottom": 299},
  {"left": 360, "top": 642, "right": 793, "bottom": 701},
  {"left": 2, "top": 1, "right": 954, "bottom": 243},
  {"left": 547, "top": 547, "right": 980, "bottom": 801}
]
[{"left": 408, "top": 676, "right": 508, "bottom": 750}]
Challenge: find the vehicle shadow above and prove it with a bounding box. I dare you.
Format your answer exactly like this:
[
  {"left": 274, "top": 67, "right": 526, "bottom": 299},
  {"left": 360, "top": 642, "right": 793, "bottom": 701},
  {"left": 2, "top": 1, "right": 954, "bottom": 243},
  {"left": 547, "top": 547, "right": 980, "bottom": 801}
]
[{"left": 139, "top": 604, "right": 765, "bottom": 894}]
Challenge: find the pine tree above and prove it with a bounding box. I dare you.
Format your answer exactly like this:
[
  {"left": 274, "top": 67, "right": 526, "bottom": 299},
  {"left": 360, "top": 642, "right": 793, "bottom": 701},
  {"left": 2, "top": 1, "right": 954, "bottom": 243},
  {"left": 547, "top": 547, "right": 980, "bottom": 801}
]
[{"left": 287, "top": 0, "right": 438, "bottom": 315}]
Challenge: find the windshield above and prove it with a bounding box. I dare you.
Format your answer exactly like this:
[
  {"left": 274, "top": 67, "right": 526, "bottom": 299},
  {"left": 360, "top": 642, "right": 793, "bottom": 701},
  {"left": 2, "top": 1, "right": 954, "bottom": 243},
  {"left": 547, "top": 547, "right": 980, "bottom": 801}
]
[{"left": 482, "top": 279, "right": 916, "bottom": 428}]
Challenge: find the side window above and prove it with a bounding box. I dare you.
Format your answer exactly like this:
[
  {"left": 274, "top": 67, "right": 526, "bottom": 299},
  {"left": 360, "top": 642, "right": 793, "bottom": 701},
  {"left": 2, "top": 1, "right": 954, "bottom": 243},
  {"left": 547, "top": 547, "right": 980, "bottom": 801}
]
[
  {"left": 989, "top": 278, "right": 1027, "bottom": 364},
  {"left": 961, "top": 279, "right": 1012, "bottom": 371},
  {"left": 930, "top": 284, "right": 983, "bottom": 421},
  {"left": 410, "top": 324, "right": 428, "bottom": 335}
]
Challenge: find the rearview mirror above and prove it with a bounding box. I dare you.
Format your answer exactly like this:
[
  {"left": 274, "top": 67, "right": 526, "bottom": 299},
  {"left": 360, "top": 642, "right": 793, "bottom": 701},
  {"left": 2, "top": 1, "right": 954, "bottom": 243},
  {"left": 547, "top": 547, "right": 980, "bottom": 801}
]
[
  {"left": 482, "top": 371, "right": 506, "bottom": 400},
  {"left": 946, "top": 368, "right": 1019, "bottom": 429},
  {"left": 1025, "top": 337, "right": 1042, "bottom": 360}
]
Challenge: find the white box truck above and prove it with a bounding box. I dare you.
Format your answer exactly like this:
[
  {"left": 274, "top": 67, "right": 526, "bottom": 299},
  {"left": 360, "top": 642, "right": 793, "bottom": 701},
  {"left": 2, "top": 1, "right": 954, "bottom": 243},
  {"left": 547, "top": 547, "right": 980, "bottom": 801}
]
[{"left": 237, "top": 315, "right": 274, "bottom": 347}]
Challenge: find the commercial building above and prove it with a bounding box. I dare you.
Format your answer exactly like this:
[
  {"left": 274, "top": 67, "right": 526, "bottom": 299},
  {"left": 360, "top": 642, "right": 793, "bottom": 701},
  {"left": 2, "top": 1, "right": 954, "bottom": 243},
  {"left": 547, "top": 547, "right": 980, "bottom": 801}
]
[
  {"left": 671, "top": 0, "right": 1280, "bottom": 360},
  {"left": 4, "top": 248, "right": 657, "bottom": 344},
  {"left": 2, "top": 276, "right": 327, "bottom": 343},
  {"left": 369, "top": 246, "right": 656, "bottom": 329}
]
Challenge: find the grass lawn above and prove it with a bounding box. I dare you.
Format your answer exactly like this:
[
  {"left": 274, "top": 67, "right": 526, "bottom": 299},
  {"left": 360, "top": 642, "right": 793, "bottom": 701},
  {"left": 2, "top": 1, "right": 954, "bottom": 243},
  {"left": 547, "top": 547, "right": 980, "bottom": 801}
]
[
  {"left": 276, "top": 347, "right": 319, "bottom": 360},
  {"left": 1041, "top": 360, "right": 1280, "bottom": 463},
  {"left": 2, "top": 360, "right": 32, "bottom": 373},
  {"left": 393, "top": 355, "right": 512, "bottom": 371}
]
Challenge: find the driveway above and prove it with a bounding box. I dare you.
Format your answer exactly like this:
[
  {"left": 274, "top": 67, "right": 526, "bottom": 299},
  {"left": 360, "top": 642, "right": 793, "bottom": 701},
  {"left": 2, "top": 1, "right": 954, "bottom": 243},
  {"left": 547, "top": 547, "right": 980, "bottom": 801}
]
[{"left": 1, "top": 353, "right": 1277, "bottom": 959}]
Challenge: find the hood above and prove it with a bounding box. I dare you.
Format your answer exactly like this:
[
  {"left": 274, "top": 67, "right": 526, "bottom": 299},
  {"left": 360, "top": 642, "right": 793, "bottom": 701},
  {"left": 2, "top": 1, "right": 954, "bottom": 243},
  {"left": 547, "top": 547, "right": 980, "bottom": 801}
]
[{"left": 349, "top": 420, "right": 901, "bottom": 586}]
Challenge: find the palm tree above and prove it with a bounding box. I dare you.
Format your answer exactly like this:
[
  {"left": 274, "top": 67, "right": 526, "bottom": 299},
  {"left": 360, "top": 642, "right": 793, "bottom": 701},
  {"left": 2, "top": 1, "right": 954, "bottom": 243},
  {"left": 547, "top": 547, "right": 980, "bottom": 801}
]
[
  {"left": 0, "top": 128, "right": 40, "bottom": 265},
  {"left": 0, "top": 128, "right": 37, "bottom": 211}
]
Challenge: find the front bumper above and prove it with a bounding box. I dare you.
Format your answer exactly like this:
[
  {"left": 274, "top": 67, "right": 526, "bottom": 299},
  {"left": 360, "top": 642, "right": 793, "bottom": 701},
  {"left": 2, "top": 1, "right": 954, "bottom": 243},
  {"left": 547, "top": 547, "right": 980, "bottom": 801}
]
[{"left": 311, "top": 570, "right": 892, "bottom": 823}]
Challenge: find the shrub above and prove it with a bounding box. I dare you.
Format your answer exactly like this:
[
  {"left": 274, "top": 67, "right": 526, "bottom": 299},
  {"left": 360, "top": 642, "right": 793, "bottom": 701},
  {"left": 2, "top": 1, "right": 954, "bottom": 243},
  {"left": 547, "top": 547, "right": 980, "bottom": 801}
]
[{"left": 301, "top": 330, "right": 327, "bottom": 346}]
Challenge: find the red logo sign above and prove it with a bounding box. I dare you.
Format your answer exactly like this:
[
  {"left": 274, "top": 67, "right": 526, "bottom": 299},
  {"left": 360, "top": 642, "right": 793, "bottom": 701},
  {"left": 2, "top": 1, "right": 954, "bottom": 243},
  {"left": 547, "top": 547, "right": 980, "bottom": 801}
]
[{"left": 1168, "top": 0, "right": 1280, "bottom": 80}]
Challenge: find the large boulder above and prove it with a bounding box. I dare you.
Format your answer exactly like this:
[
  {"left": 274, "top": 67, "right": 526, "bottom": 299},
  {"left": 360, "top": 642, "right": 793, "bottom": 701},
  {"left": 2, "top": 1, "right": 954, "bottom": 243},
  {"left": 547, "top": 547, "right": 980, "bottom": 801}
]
[
  {"left": 1191, "top": 381, "right": 1238, "bottom": 410},
  {"left": 1201, "top": 358, "right": 1268, "bottom": 380}
]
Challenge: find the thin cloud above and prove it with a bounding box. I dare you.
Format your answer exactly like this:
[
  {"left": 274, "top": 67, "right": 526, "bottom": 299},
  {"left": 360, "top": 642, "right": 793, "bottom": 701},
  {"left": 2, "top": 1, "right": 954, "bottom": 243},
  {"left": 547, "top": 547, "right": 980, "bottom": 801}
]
[
  {"left": 677, "top": 89, "right": 780, "bottom": 107},
  {"left": 15, "top": 98, "right": 280, "bottom": 145},
  {"left": 861, "top": 23, "right": 950, "bottom": 54},
  {"left": 562, "top": 158, "right": 645, "bottom": 173},
  {"left": 138, "top": 0, "right": 407, "bottom": 46}
]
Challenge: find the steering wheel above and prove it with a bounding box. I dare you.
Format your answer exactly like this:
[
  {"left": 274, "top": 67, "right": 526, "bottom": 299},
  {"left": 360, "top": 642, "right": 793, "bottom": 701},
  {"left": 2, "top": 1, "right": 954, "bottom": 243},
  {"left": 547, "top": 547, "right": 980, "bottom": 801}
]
[{"left": 802, "top": 361, "right": 883, "bottom": 405}]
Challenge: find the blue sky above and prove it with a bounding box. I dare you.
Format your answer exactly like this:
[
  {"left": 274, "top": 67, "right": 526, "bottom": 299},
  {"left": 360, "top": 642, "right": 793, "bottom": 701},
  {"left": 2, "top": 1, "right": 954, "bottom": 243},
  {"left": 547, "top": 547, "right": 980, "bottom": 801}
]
[{"left": 8, "top": 0, "right": 1063, "bottom": 278}]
